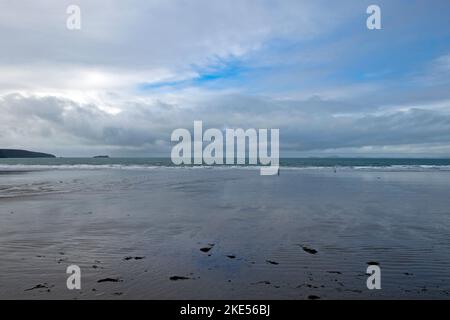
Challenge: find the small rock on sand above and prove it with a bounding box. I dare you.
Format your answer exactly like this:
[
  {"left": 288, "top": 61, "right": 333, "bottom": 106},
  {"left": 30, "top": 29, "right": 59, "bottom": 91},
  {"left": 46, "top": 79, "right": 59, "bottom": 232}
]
[
  {"left": 124, "top": 256, "right": 145, "bottom": 261},
  {"left": 97, "top": 278, "right": 123, "bottom": 283},
  {"left": 327, "top": 271, "right": 342, "bottom": 274},
  {"left": 252, "top": 281, "right": 271, "bottom": 285},
  {"left": 301, "top": 246, "right": 318, "bottom": 255},
  {"left": 25, "top": 283, "right": 52, "bottom": 291},
  {"left": 199, "top": 243, "right": 215, "bottom": 253},
  {"left": 169, "top": 276, "right": 190, "bottom": 281}
]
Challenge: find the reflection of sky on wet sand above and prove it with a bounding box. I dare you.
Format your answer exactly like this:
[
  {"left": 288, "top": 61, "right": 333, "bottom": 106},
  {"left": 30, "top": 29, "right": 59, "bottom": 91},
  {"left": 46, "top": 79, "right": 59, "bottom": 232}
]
[{"left": 1, "top": 168, "right": 450, "bottom": 299}]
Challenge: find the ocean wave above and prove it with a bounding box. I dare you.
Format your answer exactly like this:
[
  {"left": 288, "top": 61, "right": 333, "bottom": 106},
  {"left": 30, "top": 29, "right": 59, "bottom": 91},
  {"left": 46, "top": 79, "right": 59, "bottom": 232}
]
[
  {"left": 1, "top": 164, "right": 450, "bottom": 172},
  {"left": 0, "top": 164, "right": 160, "bottom": 171},
  {"left": 350, "top": 165, "right": 450, "bottom": 172},
  {"left": 282, "top": 165, "right": 450, "bottom": 172},
  {"left": 0, "top": 181, "right": 66, "bottom": 198}
]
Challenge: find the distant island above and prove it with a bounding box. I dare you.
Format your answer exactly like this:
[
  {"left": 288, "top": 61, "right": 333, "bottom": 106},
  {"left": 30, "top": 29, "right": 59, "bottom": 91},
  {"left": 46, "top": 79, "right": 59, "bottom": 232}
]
[
  {"left": 93, "top": 155, "right": 110, "bottom": 158},
  {"left": 0, "top": 149, "right": 56, "bottom": 158}
]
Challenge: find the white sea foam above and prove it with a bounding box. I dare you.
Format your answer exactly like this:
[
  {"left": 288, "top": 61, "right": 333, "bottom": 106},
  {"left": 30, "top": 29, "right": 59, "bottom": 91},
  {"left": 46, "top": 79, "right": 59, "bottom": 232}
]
[{"left": 1, "top": 164, "right": 450, "bottom": 172}]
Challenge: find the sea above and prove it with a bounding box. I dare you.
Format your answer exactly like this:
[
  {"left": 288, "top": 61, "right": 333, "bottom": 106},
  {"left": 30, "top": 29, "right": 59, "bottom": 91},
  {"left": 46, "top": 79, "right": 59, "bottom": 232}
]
[{"left": 1, "top": 157, "right": 450, "bottom": 171}]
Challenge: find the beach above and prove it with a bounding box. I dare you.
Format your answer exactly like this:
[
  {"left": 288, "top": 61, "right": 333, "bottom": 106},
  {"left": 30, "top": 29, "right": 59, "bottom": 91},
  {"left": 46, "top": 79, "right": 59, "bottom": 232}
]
[{"left": 1, "top": 165, "right": 450, "bottom": 299}]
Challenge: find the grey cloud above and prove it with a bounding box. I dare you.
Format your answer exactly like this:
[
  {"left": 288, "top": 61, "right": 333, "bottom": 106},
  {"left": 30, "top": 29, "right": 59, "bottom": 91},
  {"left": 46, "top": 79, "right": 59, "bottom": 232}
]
[{"left": 2, "top": 93, "right": 450, "bottom": 156}]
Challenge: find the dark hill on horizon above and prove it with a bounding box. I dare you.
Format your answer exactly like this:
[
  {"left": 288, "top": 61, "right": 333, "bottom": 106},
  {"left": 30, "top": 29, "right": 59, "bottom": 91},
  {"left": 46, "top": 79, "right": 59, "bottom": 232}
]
[{"left": 0, "top": 149, "right": 56, "bottom": 158}]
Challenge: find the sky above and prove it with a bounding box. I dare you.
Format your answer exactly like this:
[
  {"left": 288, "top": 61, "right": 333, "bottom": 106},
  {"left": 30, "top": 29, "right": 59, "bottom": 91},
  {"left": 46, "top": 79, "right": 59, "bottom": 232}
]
[{"left": 0, "top": 0, "right": 450, "bottom": 157}]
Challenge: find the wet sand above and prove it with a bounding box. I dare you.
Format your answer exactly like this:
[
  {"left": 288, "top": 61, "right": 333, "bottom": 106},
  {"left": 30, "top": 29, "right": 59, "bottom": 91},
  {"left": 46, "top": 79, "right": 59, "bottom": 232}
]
[{"left": 1, "top": 168, "right": 450, "bottom": 299}]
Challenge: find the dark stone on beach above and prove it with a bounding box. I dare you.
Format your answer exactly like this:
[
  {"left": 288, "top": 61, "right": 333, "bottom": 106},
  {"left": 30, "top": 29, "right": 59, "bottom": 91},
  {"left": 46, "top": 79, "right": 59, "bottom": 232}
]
[
  {"left": 226, "top": 255, "right": 236, "bottom": 259},
  {"left": 357, "top": 273, "right": 367, "bottom": 277},
  {"left": 347, "top": 289, "right": 363, "bottom": 293},
  {"left": 97, "top": 277, "right": 123, "bottom": 283},
  {"left": 25, "top": 284, "right": 47, "bottom": 291},
  {"left": 169, "top": 276, "right": 190, "bottom": 281},
  {"left": 124, "top": 256, "right": 145, "bottom": 261},
  {"left": 266, "top": 260, "right": 279, "bottom": 265},
  {"left": 367, "top": 261, "right": 379, "bottom": 266},
  {"left": 25, "top": 283, "right": 51, "bottom": 291},
  {"left": 200, "top": 243, "right": 215, "bottom": 253},
  {"left": 308, "top": 295, "right": 320, "bottom": 300},
  {"left": 301, "top": 246, "right": 318, "bottom": 254}
]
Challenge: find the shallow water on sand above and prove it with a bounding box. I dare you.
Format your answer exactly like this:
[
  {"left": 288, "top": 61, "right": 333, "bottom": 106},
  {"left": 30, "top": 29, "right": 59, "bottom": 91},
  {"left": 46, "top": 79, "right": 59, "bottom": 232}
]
[{"left": 1, "top": 168, "right": 450, "bottom": 299}]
